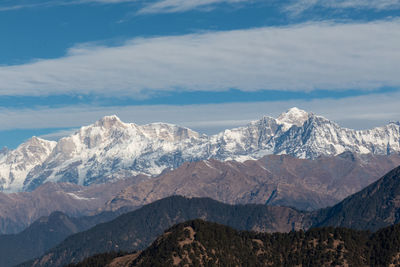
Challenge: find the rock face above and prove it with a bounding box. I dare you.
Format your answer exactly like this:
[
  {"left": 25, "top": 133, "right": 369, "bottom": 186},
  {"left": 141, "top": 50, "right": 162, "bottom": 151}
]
[
  {"left": 1, "top": 108, "right": 399, "bottom": 192},
  {"left": 106, "top": 153, "right": 400, "bottom": 211}
]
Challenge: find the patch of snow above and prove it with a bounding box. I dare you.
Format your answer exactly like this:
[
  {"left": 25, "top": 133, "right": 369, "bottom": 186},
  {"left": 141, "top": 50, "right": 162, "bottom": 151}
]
[{"left": 66, "top": 192, "right": 96, "bottom": 201}]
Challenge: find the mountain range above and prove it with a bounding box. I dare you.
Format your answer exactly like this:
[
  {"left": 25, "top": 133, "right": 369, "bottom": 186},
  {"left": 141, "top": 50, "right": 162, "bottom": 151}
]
[
  {"left": 105, "top": 152, "right": 400, "bottom": 211},
  {"left": 21, "top": 164, "right": 400, "bottom": 267},
  {"left": 18, "top": 196, "right": 310, "bottom": 267},
  {"left": 1, "top": 152, "right": 399, "bottom": 235},
  {"left": 1, "top": 107, "right": 399, "bottom": 192}
]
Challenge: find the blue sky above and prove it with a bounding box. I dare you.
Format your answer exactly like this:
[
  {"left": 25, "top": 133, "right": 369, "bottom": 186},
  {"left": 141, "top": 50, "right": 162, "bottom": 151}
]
[{"left": 1, "top": 0, "right": 400, "bottom": 148}]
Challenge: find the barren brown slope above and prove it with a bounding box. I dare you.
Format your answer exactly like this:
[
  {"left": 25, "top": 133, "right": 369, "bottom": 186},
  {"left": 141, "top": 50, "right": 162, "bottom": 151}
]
[
  {"left": 106, "top": 153, "right": 400, "bottom": 211},
  {"left": 0, "top": 175, "right": 147, "bottom": 234}
]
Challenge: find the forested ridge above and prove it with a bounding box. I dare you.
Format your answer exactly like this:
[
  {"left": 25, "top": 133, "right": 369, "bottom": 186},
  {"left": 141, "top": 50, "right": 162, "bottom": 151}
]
[{"left": 70, "top": 219, "right": 400, "bottom": 267}]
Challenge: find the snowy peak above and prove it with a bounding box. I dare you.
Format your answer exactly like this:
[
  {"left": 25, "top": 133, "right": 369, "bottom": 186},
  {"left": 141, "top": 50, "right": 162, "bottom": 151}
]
[
  {"left": 93, "top": 115, "right": 126, "bottom": 129},
  {"left": 15, "top": 136, "right": 56, "bottom": 157},
  {"left": 276, "top": 107, "right": 311, "bottom": 127}
]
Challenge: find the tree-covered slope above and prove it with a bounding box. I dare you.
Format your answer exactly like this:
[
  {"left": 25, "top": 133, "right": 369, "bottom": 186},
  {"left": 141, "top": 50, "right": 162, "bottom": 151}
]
[
  {"left": 314, "top": 165, "right": 400, "bottom": 230},
  {"left": 72, "top": 219, "right": 400, "bottom": 267}
]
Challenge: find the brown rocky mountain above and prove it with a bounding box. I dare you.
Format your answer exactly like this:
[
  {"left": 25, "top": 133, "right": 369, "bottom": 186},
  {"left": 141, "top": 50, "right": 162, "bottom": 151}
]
[
  {"left": 0, "top": 175, "right": 146, "bottom": 234},
  {"left": 106, "top": 152, "right": 400, "bottom": 211}
]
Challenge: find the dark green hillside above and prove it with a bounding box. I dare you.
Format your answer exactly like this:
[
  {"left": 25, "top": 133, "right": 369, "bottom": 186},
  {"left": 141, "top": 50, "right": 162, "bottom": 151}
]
[
  {"left": 315, "top": 165, "right": 400, "bottom": 230},
  {"left": 131, "top": 220, "right": 366, "bottom": 267},
  {"left": 65, "top": 251, "right": 129, "bottom": 267},
  {"left": 74, "top": 219, "right": 400, "bottom": 267}
]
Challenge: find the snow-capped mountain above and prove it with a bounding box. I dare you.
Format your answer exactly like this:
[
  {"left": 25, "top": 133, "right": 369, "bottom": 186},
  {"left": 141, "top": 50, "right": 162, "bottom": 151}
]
[
  {"left": 0, "top": 137, "right": 56, "bottom": 192},
  {"left": 0, "top": 107, "right": 399, "bottom": 192}
]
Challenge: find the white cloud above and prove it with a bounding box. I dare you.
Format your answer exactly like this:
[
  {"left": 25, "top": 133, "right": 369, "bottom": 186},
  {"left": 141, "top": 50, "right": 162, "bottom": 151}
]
[
  {"left": 0, "top": 0, "right": 137, "bottom": 12},
  {"left": 0, "top": 91, "right": 399, "bottom": 136},
  {"left": 2, "top": 0, "right": 399, "bottom": 14},
  {"left": 39, "top": 129, "right": 79, "bottom": 140},
  {"left": 138, "top": 0, "right": 249, "bottom": 14},
  {"left": 0, "top": 20, "right": 399, "bottom": 97},
  {"left": 0, "top": 0, "right": 250, "bottom": 13},
  {"left": 285, "top": 0, "right": 400, "bottom": 16},
  {"left": 134, "top": 0, "right": 400, "bottom": 15}
]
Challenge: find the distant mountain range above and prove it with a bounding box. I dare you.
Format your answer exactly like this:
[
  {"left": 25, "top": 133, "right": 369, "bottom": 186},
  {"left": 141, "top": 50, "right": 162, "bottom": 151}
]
[
  {"left": 1, "top": 107, "right": 399, "bottom": 192},
  {"left": 1, "top": 153, "right": 399, "bottom": 235},
  {"left": 21, "top": 165, "right": 400, "bottom": 266}
]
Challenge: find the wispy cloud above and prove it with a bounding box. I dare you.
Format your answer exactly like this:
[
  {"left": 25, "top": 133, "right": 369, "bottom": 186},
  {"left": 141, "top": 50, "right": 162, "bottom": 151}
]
[
  {"left": 0, "top": 20, "right": 399, "bottom": 97},
  {"left": 39, "top": 128, "right": 78, "bottom": 140},
  {"left": 0, "top": 0, "right": 137, "bottom": 12},
  {"left": 2, "top": 0, "right": 399, "bottom": 15},
  {"left": 138, "top": 0, "right": 250, "bottom": 14},
  {"left": 0, "top": 0, "right": 251, "bottom": 13},
  {"left": 0, "top": 90, "right": 399, "bottom": 135},
  {"left": 285, "top": 0, "right": 400, "bottom": 16}
]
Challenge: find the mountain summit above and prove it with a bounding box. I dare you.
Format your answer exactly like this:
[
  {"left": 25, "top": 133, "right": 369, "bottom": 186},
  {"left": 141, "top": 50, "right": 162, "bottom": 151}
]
[
  {"left": 0, "top": 108, "right": 399, "bottom": 192},
  {"left": 277, "top": 107, "right": 311, "bottom": 128},
  {"left": 93, "top": 115, "right": 125, "bottom": 129}
]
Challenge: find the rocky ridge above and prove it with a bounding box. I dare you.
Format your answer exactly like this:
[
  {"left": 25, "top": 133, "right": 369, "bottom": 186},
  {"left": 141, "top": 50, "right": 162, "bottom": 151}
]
[{"left": 106, "top": 153, "right": 400, "bottom": 211}]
